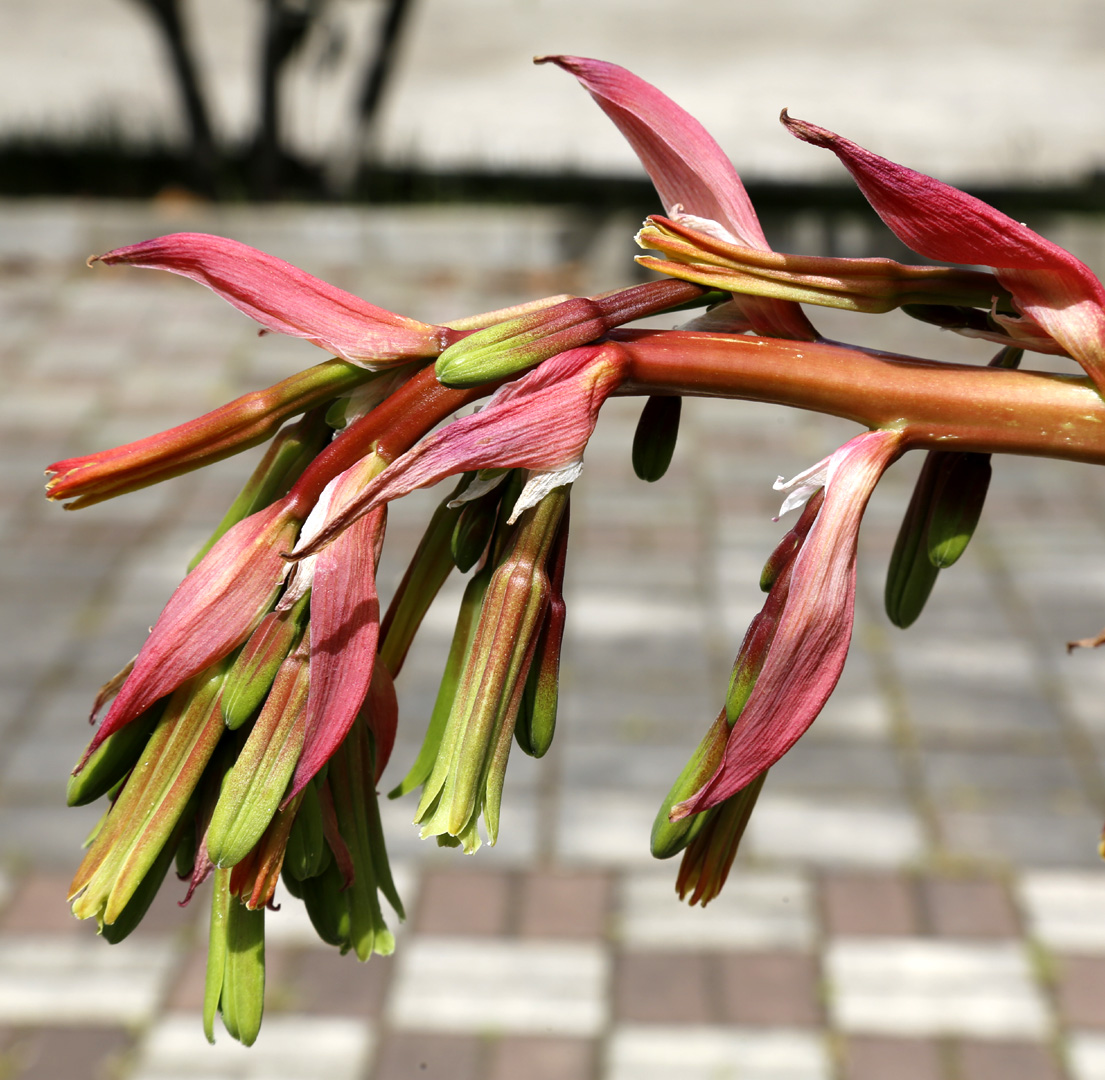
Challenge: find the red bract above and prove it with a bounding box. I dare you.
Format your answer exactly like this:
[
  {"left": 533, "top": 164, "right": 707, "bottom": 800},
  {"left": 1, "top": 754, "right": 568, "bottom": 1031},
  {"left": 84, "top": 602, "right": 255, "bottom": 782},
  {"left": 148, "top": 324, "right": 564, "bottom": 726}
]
[
  {"left": 539, "top": 55, "right": 814, "bottom": 341},
  {"left": 291, "top": 343, "right": 629, "bottom": 559},
  {"left": 782, "top": 114, "right": 1105, "bottom": 390},
  {"left": 92, "top": 233, "right": 454, "bottom": 368},
  {"left": 292, "top": 465, "right": 389, "bottom": 797},
  {"left": 84, "top": 502, "right": 301, "bottom": 760},
  {"left": 674, "top": 428, "right": 904, "bottom": 818}
]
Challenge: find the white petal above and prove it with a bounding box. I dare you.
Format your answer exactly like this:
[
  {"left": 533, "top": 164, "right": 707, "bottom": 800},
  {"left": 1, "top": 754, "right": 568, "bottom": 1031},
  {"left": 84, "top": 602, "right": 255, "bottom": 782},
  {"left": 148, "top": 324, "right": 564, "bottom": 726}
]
[
  {"left": 507, "top": 462, "right": 583, "bottom": 524},
  {"left": 279, "top": 474, "right": 340, "bottom": 605},
  {"left": 671, "top": 210, "right": 742, "bottom": 247},
  {"left": 772, "top": 456, "right": 830, "bottom": 520},
  {"left": 447, "top": 469, "right": 508, "bottom": 509}
]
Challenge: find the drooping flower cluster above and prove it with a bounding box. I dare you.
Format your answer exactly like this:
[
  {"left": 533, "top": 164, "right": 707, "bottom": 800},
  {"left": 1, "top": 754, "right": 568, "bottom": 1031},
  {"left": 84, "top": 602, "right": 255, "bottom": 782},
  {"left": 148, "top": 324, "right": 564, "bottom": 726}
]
[{"left": 48, "top": 55, "right": 1105, "bottom": 1045}]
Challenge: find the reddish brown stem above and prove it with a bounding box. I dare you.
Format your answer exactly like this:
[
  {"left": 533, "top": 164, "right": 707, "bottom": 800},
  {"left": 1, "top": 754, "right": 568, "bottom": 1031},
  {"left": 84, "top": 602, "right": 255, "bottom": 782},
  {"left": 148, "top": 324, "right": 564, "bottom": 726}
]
[
  {"left": 286, "top": 365, "right": 490, "bottom": 515},
  {"left": 613, "top": 330, "right": 1105, "bottom": 466}
]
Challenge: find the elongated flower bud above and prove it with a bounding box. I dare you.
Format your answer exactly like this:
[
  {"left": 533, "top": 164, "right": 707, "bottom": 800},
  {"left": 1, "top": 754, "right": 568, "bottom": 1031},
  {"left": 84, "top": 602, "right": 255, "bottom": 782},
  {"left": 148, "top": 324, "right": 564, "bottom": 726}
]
[
  {"left": 67, "top": 702, "right": 163, "bottom": 807},
  {"left": 229, "top": 789, "right": 306, "bottom": 911},
  {"left": 514, "top": 502, "right": 569, "bottom": 758},
  {"left": 435, "top": 279, "right": 705, "bottom": 387},
  {"left": 100, "top": 796, "right": 196, "bottom": 944},
  {"left": 205, "top": 642, "right": 311, "bottom": 868},
  {"left": 636, "top": 215, "right": 1009, "bottom": 314},
  {"left": 204, "top": 867, "right": 265, "bottom": 1046},
  {"left": 294, "top": 722, "right": 403, "bottom": 958},
  {"left": 390, "top": 564, "right": 493, "bottom": 800},
  {"left": 220, "top": 595, "right": 310, "bottom": 731},
  {"left": 631, "top": 396, "right": 682, "bottom": 482},
  {"left": 46, "top": 360, "right": 367, "bottom": 510},
  {"left": 925, "top": 452, "right": 992, "bottom": 568},
  {"left": 284, "top": 779, "right": 331, "bottom": 882},
  {"left": 885, "top": 456, "right": 945, "bottom": 629},
  {"left": 451, "top": 476, "right": 508, "bottom": 572},
  {"left": 651, "top": 710, "right": 731, "bottom": 860}
]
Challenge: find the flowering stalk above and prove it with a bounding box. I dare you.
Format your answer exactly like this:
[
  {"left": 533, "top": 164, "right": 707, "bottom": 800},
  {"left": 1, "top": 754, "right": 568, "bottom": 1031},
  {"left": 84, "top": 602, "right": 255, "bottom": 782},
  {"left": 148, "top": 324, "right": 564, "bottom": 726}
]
[
  {"left": 46, "top": 53, "right": 1105, "bottom": 1048},
  {"left": 614, "top": 330, "right": 1105, "bottom": 465}
]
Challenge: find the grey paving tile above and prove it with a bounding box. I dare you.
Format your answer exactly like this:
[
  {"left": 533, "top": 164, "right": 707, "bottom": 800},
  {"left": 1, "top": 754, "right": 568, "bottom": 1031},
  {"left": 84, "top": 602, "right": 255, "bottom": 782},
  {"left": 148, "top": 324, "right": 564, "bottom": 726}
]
[
  {"left": 940, "top": 809, "right": 1103, "bottom": 869},
  {"left": 920, "top": 749, "right": 1088, "bottom": 809},
  {"left": 767, "top": 741, "right": 907, "bottom": 799}
]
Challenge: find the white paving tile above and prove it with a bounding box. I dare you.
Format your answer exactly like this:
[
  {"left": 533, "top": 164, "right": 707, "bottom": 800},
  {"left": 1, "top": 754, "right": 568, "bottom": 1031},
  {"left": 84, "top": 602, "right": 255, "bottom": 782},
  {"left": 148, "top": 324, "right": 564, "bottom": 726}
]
[
  {"left": 562, "top": 592, "right": 704, "bottom": 639},
  {"left": 607, "top": 1025, "right": 830, "bottom": 1080},
  {"left": 1069, "top": 1033, "right": 1105, "bottom": 1080},
  {"left": 388, "top": 937, "right": 608, "bottom": 1035},
  {"left": 131, "top": 1013, "right": 372, "bottom": 1080},
  {"left": 0, "top": 935, "right": 177, "bottom": 1024},
  {"left": 827, "top": 938, "right": 1050, "bottom": 1038},
  {"left": 1019, "top": 871, "right": 1105, "bottom": 953},
  {"left": 619, "top": 869, "right": 814, "bottom": 951},
  {"left": 557, "top": 792, "right": 659, "bottom": 866},
  {"left": 747, "top": 797, "right": 925, "bottom": 867}
]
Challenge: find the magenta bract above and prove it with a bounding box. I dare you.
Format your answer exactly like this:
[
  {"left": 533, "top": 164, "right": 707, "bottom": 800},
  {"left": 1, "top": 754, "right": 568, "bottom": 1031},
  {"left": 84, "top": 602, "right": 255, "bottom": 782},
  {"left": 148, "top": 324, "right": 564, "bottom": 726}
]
[
  {"left": 782, "top": 114, "right": 1105, "bottom": 389},
  {"left": 93, "top": 233, "right": 453, "bottom": 368},
  {"left": 675, "top": 428, "right": 904, "bottom": 817}
]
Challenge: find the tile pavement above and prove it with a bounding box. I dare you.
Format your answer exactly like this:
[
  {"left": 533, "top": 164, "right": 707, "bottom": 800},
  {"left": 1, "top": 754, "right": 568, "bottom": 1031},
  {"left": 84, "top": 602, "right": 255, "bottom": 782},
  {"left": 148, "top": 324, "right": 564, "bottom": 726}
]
[{"left": 5, "top": 201, "right": 1105, "bottom": 1078}]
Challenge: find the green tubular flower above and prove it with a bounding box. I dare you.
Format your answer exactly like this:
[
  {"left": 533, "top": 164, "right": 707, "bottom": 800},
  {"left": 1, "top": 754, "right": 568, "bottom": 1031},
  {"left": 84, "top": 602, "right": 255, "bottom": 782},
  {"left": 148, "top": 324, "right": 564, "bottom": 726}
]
[
  {"left": 67, "top": 701, "right": 163, "bottom": 808},
  {"left": 204, "top": 641, "right": 311, "bottom": 869},
  {"left": 220, "top": 593, "right": 310, "bottom": 730},
  {"left": 434, "top": 279, "right": 705, "bottom": 387},
  {"left": 514, "top": 502, "right": 570, "bottom": 759},
  {"left": 204, "top": 867, "right": 266, "bottom": 1046},
  {"left": 885, "top": 350, "right": 1016, "bottom": 627},
  {"left": 389, "top": 564, "right": 493, "bottom": 800},
  {"left": 326, "top": 716, "right": 404, "bottom": 960},
  {"left": 283, "top": 778, "right": 331, "bottom": 883},
  {"left": 675, "top": 773, "right": 767, "bottom": 907},
  {"left": 69, "top": 657, "right": 232, "bottom": 929},
  {"left": 414, "top": 484, "right": 569, "bottom": 851},
  {"left": 377, "top": 476, "right": 469, "bottom": 677}
]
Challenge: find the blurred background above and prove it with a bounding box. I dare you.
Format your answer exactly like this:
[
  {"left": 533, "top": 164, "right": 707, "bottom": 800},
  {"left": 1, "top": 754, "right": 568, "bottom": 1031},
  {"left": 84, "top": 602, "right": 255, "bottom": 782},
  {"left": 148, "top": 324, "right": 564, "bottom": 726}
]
[{"left": 4, "top": 2, "right": 1105, "bottom": 1079}]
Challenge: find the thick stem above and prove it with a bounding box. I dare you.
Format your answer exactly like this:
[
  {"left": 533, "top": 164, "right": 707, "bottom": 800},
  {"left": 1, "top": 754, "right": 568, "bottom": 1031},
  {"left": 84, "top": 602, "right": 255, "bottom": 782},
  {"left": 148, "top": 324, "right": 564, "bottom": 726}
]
[
  {"left": 287, "top": 366, "right": 489, "bottom": 515},
  {"left": 613, "top": 330, "right": 1105, "bottom": 466}
]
